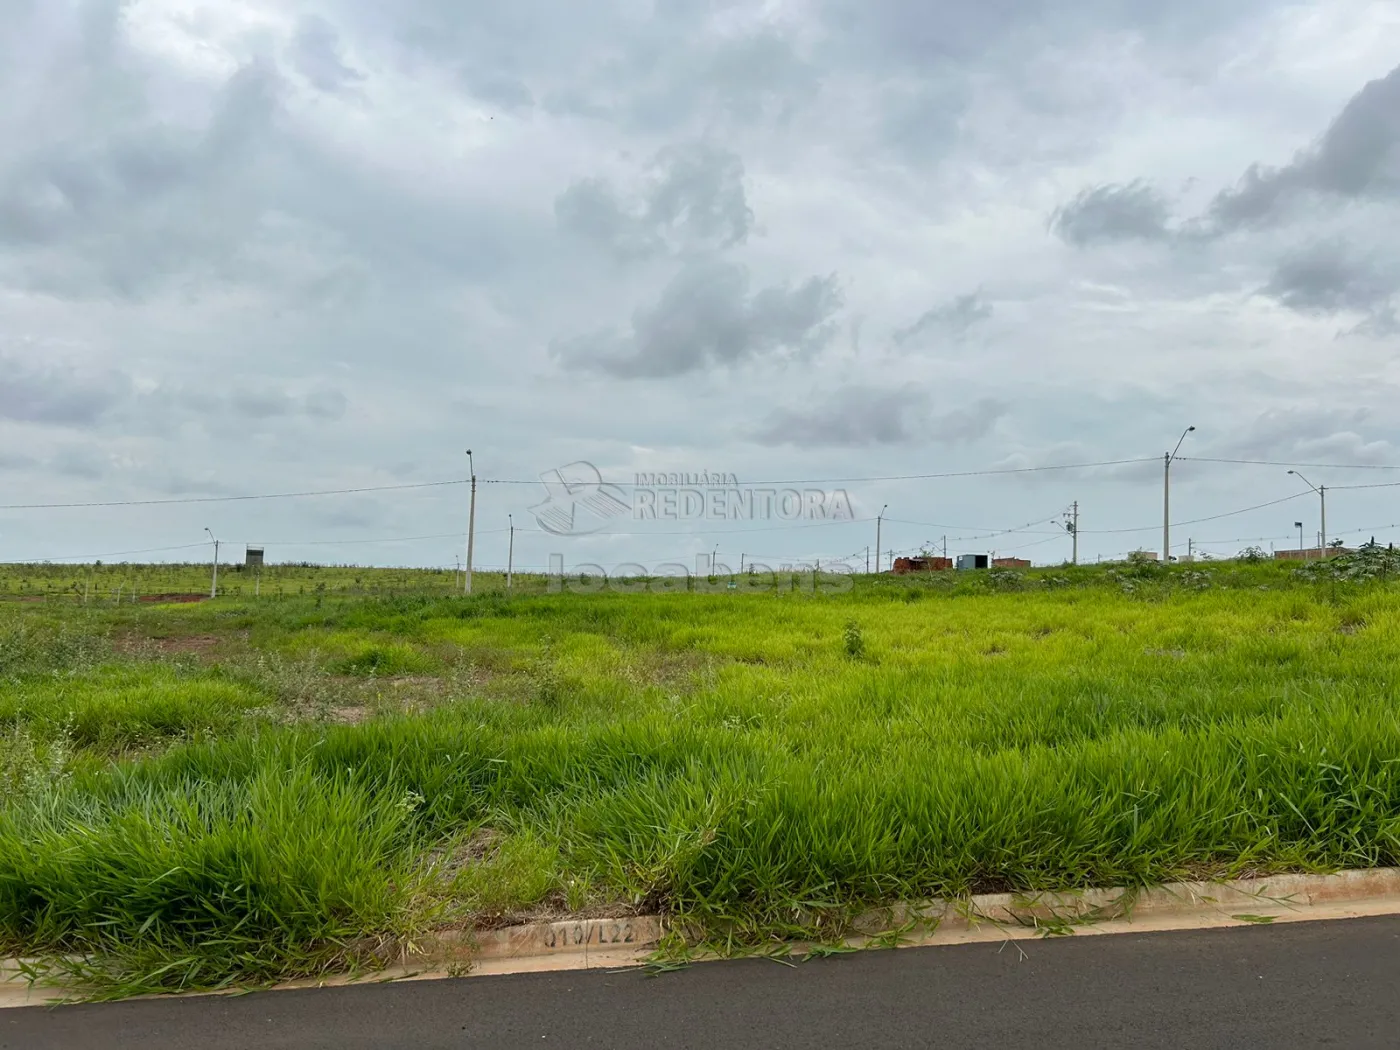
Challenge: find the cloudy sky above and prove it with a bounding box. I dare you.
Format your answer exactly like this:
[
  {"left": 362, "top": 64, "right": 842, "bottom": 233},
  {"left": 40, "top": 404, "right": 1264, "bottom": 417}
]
[{"left": 2, "top": 0, "right": 1399, "bottom": 573}]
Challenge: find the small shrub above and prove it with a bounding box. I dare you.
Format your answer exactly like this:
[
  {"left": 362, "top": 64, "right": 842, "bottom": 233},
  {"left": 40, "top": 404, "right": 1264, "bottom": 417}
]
[
  {"left": 843, "top": 620, "right": 865, "bottom": 659},
  {"left": 0, "top": 725, "right": 71, "bottom": 801},
  {"left": 987, "top": 567, "right": 1025, "bottom": 591}
]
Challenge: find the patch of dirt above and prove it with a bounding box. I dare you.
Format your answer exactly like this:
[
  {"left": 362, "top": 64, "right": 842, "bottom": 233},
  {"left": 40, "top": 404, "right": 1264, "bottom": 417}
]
[
  {"left": 137, "top": 593, "right": 209, "bottom": 604},
  {"left": 329, "top": 705, "right": 371, "bottom": 725},
  {"left": 424, "top": 829, "right": 503, "bottom": 884},
  {"left": 115, "top": 631, "right": 248, "bottom": 662}
]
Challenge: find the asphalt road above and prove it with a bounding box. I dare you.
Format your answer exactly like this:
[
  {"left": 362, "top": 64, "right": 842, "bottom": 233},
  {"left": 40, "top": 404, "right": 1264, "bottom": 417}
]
[{"left": 6, "top": 917, "right": 1399, "bottom": 1049}]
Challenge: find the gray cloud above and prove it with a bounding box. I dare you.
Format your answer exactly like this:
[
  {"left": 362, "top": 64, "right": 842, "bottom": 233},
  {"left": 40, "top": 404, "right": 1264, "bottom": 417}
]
[
  {"left": 1050, "top": 181, "right": 1174, "bottom": 246},
  {"left": 182, "top": 387, "right": 350, "bottom": 423},
  {"left": 0, "top": 356, "right": 129, "bottom": 426},
  {"left": 0, "top": 47, "right": 283, "bottom": 297},
  {"left": 893, "top": 292, "right": 993, "bottom": 345},
  {"left": 554, "top": 259, "right": 842, "bottom": 378},
  {"left": 1207, "top": 63, "right": 1400, "bottom": 231},
  {"left": 1212, "top": 407, "right": 1400, "bottom": 465},
  {"left": 754, "top": 388, "right": 1006, "bottom": 447},
  {"left": 289, "top": 16, "right": 365, "bottom": 94},
  {"left": 1261, "top": 242, "right": 1396, "bottom": 318},
  {"left": 50, "top": 445, "right": 107, "bottom": 480},
  {"left": 4, "top": 0, "right": 1400, "bottom": 568},
  {"left": 555, "top": 143, "right": 754, "bottom": 260},
  {"left": 304, "top": 389, "right": 350, "bottom": 420},
  {"left": 815, "top": 0, "right": 1282, "bottom": 68}
]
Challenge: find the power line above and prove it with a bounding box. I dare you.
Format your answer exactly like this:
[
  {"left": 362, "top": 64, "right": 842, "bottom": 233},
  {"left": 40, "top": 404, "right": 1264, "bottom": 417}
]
[
  {"left": 1, "top": 542, "right": 212, "bottom": 563},
  {"left": 1331, "top": 480, "right": 1400, "bottom": 492},
  {"left": 1180, "top": 457, "right": 1400, "bottom": 471},
  {"left": 7, "top": 455, "right": 1400, "bottom": 514},
  {"left": 1079, "top": 492, "right": 1309, "bottom": 535},
  {"left": 0, "top": 479, "right": 470, "bottom": 511},
  {"left": 481, "top": 458, "right": 1161, "bottom": 487},
  {"left": 884, "top": 509, "right": 1069, "bottom": 542}
]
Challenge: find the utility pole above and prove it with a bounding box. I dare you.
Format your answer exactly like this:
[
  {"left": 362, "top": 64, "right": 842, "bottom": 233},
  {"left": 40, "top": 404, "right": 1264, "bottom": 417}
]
[
  {"left": 507, "top": 514, "right": 515, "bottom": 592},
  {"left": 1296, "top": 521, "right": 1305, "bottom": 556},
  {"left": 864, "top": 547, "right": 869, "bottom": 573},
  {"left": 204, "top": 528, "right": 220, "bottom": 599},
  {"left": 876, "top": 505, "right": 887, "bottom": 575},
  {"left": 1067, "top": 502, "right": 1079, "bottom": 566},
  {"left": 465, "top": 449, "right": 476, "bottom": 595},
  {"left": 942, "top": 535, "right": 948, "bottom": 560},
  {"left": 1164, "top": 426, "right": 1196, "bottom": 563},
  {"left": 1321, "top": 485, "right": 1328, "bottom": 558}
]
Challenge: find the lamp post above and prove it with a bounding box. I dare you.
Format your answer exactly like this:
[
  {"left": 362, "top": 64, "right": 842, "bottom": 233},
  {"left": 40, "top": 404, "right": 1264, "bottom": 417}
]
[
  {"left": 203, "top": 528, "right": 220, "bottom": 599},
  {"left": 465, "top": 449, "right": 476, "bottom": 594},
  {"left": 1164, "top": 426, "right": 1195, "bottom": 563},
  {"left": 1289, "top": 471, "right": 1327, "bottom": 559},
  {"left": 1295, "top": 521, "right": 1305, "bottom": 557},
  {"left": 876, "top": 504, "right": 888, "bottom": 575}
]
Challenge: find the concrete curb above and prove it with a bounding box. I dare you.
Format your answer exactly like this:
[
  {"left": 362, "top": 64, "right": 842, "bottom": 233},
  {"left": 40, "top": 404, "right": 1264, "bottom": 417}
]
[{"left": 6, "top": 869, "right": 1400, "bottom": 1007}]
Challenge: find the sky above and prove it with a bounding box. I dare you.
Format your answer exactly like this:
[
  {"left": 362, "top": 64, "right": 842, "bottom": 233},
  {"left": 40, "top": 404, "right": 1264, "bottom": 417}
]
[{"left": 1, "top": 0, "right": 1399, "bottom": 573}]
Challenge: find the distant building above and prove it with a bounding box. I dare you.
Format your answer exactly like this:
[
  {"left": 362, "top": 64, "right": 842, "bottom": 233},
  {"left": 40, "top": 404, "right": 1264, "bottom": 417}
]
[
  {"left": 1274, "top": 547, "right": 1352, "bottom": 561},
  {"left": 893, "top": 556, "right": 953, "bottom": 574},
  {"left": 245, "top": 547, "right": 265, "bottom": 571},
  {"left": 992, "top": 557, "right": 1031, "bottom": 569},
  {"left": 956, "top": 554, "right": 990, "bottom": 570}
]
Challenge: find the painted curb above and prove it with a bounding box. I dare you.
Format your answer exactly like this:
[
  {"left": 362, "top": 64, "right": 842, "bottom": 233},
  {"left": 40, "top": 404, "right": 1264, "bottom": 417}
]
[{"left": 6, "top": 869, "right": 1400, "bottom": 1008}]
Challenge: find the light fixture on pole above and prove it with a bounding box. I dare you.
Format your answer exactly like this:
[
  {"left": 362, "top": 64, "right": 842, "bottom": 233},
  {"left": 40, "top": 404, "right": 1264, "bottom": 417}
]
[
  {"left": 1295, "top": 521, "right": 1305, "bottom": 557},
  {"left": 1288, "top": 470, "right": 1327, "bottom": 559},
  {"left": 465, "top": 449, "right": 476, "bottom": 595},
  {"left": 203, "top": 528, "right": 220, "bottom": 600},
  {"left": 1163, "top": 426, "right": 1195, "bottom": 563}
]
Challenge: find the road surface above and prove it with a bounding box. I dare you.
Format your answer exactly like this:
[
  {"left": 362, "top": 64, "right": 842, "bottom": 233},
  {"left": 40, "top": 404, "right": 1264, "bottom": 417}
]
[{"left": 5, "top": 916, "right": 1398, "bottom": 1049}]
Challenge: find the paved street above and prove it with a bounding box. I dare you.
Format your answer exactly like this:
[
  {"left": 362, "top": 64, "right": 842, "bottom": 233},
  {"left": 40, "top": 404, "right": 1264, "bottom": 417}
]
[{"left": 6, "top": 917, "right": 1398, "bottom": 1049}]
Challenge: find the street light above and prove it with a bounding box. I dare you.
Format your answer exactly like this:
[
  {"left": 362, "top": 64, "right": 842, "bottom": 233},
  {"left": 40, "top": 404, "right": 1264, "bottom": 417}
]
[
  {"left": 876, "top": 504, "right": 888, "bottom": 575},
  {"left": 1295, "top": 521, "right": 1305, "bottom": 557},
  {"left": 203, "top": 528, "right": 220, "bottom": 600},
  {"left": 1164, "top": 426, "right": 1195, "bottom": 563},
  {"left": 1288, "top": 470, "right": 1327, "bottom": 558},
  {"left": 465, "top": 449, "right": 477, "bottom": 594}
]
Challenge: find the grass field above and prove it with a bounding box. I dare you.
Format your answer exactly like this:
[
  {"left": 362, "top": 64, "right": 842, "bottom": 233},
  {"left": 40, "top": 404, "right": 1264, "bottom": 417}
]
[{"left": 2, "top": 550, "right": 1399, "bottom": 997}]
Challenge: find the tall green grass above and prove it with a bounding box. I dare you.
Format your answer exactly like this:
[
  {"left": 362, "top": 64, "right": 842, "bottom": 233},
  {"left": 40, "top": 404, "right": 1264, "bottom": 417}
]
[{"left": 1, "top": 563, "right": 1399, "bottom": 995}]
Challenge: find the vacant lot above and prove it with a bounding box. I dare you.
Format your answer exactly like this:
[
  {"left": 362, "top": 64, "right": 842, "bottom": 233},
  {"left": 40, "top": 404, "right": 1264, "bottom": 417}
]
[{"left": 2, "top": 554, "right": 1399, "bottom": 997}]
